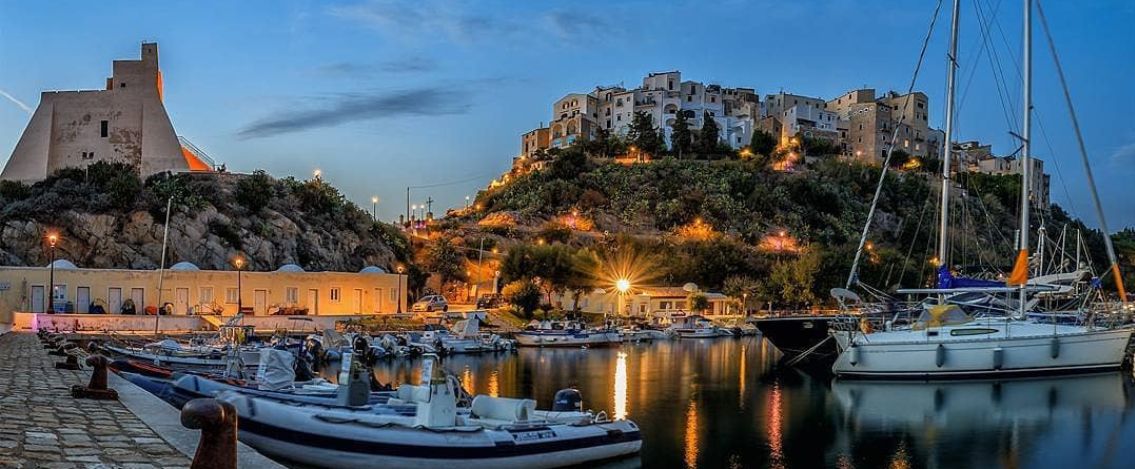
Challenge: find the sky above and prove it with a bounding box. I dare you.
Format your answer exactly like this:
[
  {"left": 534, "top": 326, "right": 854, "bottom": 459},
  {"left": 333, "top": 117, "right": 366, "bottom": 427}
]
[{"left": 0, "top": 0, "right": 1133, "bottom": 229}]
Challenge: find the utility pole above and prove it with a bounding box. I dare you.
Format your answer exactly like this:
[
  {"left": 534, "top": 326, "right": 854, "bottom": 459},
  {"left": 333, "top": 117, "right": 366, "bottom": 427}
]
[
  {"left": 405, "top": 187, "right": 410, "bottom": 228},
  {"left": 425, "top": 197, "right": 434, "bottom": 219}
]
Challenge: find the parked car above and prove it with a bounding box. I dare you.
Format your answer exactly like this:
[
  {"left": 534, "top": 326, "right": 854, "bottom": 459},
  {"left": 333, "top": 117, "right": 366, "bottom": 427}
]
[
  {"left": 412, "top": 295, "right": 449, "bottom": 313},
  {"left": 476, "top": 293, "right": 503, "bottom": 309}
]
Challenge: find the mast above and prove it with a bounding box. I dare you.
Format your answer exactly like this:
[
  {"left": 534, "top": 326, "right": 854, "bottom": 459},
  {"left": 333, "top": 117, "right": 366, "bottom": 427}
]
[
  {"left": 937, "top": 0, "right": 962, "bottom": 271},
  {"left": 1018, "top": 0, "right": 1032, "bottom": 317}
]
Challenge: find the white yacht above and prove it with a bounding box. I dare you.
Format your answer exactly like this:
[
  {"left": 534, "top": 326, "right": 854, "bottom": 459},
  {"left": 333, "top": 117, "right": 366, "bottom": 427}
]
[
  {"left": 515, "top": 320, "right": 622, "bottom": 347},
  {"left": 667, "top": 315, "right": 728, "bottom": 338}
]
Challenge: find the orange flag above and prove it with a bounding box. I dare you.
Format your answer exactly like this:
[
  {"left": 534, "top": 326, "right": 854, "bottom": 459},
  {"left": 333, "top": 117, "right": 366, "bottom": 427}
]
[{"left": 1006, "top": 249, "right": 1029, "bottom": 286}]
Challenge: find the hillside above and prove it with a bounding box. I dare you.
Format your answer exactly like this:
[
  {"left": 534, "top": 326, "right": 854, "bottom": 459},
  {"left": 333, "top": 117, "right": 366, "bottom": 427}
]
[
  {"left": 433, "top": 147, "right": 1129, "bottom": 308},
  {"left": 0, "top": 163, "right": 412, "bottom": 273}
]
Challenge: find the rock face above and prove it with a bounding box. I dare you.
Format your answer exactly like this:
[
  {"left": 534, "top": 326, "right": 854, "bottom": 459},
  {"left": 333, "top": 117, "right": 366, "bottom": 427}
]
[{"left": 0, "top": 172, "right": 401, "bottom": 272}]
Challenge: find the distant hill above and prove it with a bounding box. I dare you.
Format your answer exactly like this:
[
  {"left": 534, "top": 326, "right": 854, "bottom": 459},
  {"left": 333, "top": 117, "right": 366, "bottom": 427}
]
[{"left": 0, "top": 163, "right": 411, "bottom": 273}]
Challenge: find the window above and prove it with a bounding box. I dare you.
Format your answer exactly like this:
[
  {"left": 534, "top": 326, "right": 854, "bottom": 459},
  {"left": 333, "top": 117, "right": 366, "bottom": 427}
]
[
  {"left": 199, "top": 287, "right": 214, "bottom": 304},
  {"left": 225, "top": 288, "right": 239, "bottom": 304},
  {"left": 286, "top": 287, "right": 298, "bottom": 303},
  {"left": 100, "top": 120, "right": 108, "bottom": 138},
  {"left": 330, "top": 288, "right": 341, "bottom": 302},
  {"left": 639, "top": 304, "right": 647, "bottom": 314},
  {"left": 389, "top": 289, "right": 398, "bottom": 302},
  {"left": 687, "top": 96, "right": 692, "bottom": 102}
]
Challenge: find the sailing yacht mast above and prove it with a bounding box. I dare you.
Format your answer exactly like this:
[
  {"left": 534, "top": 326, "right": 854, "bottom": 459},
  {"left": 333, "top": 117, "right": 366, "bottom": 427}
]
[
  {"left": 1018, "top": 0, "right": 1033, "bottom": 316},
  {"left": 937, "top": 0, "right": 962, "bottom": 271}
]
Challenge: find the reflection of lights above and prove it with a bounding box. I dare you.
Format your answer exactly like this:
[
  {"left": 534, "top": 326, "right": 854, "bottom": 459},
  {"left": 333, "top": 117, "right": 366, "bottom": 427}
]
[
  {"left": 738, "top": 344, "right": 747, "bottom": 409},
  {"left": 488, "top": 370, "right": 499, "bottom": 398},
  {"left": 766, "top": 382, "right": 784, "bottom": 469},
  {"left": 684, "top": 400, "right": 699, "bottom": 469},
  {"left": 890, "top": 441, "right": 911, "bottom": 469},
  {"left": 461, "top": 365, "right": 474, "bottom": 393},
  {"left": 614, "top": 352, "right": 628, "bottom": 420}
]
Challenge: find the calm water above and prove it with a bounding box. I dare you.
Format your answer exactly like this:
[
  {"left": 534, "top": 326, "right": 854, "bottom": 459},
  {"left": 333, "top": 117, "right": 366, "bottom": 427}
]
[{"left": 330, "top": 337, "right": 1135, "bottom": 469}]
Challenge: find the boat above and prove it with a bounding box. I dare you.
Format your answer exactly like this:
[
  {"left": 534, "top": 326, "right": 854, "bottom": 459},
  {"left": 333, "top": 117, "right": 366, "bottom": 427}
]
[
  {"left": 99, "top": 339, "right": 260, "bottom": 370},
  {"left": 754, "top": 315, "right": 852, "bottom": 364},
  {"left": 667, "top": 315, "right": 728, "bottom": 338},
  {"left": 218, "top": 356, "right": 641, "bottom": 469},
  {"left": 408, "top": 318, "right": 513, "bottom": 354},
  {"left": 618, "top": 325, "right": 672, "bottom": 342},
  {"left": 515, "top": 320, "right": 622, "bottom": 347}
]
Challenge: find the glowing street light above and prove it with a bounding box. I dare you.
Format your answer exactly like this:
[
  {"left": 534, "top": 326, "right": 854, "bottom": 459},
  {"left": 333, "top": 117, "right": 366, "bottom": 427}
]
[
  {"left": 46, "top": 233, "right": 59, "bottom": 313},
  {"left": 233, "top": 256, "right": 246, "bottom": 314},
  {"left": 313, "top": 169, "right": 322, "bottom": 181},
  {"left": 616, "top": 278, "right": 631, "bottom": 293},
  {"left": 371, "top": 196, "right": 380, "bottom": 221}
]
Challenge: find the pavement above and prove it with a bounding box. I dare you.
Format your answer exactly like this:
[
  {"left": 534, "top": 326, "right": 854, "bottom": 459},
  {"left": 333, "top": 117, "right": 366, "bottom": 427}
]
[{"left": 0, "top": 332, "right": 283, "bottom": 469}]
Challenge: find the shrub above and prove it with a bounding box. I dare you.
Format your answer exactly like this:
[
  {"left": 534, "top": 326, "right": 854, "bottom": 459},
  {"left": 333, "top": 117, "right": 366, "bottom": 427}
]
[
  {"left": 236, "top": 170, "right": 274, "bottom": 213},
  {"left": 502, "top": 280, "right": 542, "bottom": 319}
]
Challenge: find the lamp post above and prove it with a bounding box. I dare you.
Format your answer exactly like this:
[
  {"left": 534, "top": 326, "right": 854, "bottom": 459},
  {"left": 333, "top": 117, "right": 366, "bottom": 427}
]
[
  {"left": 234, "top": 257, "right": 245, "bottom": 315},
  {"left": 47, "top": 233, "right": 58, "bottom": 314},
  {"left": 465, "top": 195, "right": 471, "bottom": 209},
  {"left": 371, "top": 196, "right": 379, "bottom": 221},
  {"left": 396, "top": 265, "right": 405, "bottom": 313}
]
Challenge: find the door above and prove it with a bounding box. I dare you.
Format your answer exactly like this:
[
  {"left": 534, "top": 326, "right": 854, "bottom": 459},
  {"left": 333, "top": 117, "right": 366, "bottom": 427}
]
[
  {"left": 254, "top": 290, "right": 268, "bottom": 315},
  {"left": 175, "top": 288, "right": 190, "bottom": 315},
  {"left": 108, "top": 288, "right": 122, "bottom": 314},
  {"left": 353, "top": 289, "right": 364, "bottom": 313},
  {"left": 374, "top": 288, "right": 384, "bottom": 313},
  {"left": 307, "top": 289, "right": 318, "bottom": 315},
  {"left": 130, "top": 288, "right": 145, "bottom": 312},
  {"left": 30, "top": 285, "right": 45, "bottom": 313},
  {"left": 52, "top": 284, "right": 67, "bottom": 313},
  {"left": 76, "top": 287, "right": 90, "bottom": 314}
]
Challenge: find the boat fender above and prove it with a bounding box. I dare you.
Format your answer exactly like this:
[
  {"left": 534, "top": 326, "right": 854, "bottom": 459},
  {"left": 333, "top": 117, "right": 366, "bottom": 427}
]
[
  {"left": 553, "top": 388, "right": 583, "bottom": 412},
  {"left": 1050, "top": 337, "right": 1060, "bottom": 359},
  {"left": 992, "top": 347, "right": 1004, "bottom": 370},
  {"left": 936, "top": 344, "right": 946, "bottom": 368},
  {"left": 848, "top": 345, "right": 859, "bottom": 366}
]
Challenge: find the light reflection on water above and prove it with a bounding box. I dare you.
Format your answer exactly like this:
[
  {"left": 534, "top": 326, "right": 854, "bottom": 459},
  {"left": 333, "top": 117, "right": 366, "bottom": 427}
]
[{"left": 320, "top": 337, "right": 1135, "bottom": 468}]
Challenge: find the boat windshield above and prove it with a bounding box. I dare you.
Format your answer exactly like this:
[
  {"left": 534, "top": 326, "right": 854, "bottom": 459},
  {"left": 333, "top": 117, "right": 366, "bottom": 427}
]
[{"left": 912, "top": 304, "right": 972, "bottom": 330}]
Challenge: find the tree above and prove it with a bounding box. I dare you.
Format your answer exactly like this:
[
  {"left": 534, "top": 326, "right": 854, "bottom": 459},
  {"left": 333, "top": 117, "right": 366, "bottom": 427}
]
[
  {"left": 502, "top": 279, "right": 542, "bottom": 319},
  {"left": 767, "top": 250, "right": 821, "bottom": 310},
  {"left": 425, "top": 237, "right": 467, "bottom": 287},
  {"left": 722, "top": 274, "right": 759, "bottom": 313},
  {"left": 687, "top": 293, "right": 709, "bottom": 313},
  {"left": 696, "top": 111, "right": 722, "bottom": 156},
  {"left": 235, "top": 170, "right": 274, "bottom": 213},
  {"left": 750, "top": 129, "right": 777, "bottom": 159},
  {"left": 628, "top": 111, "right": 666, "bottom": 156},
  {"left": 670, "top": 111, "right": 694, "bottom": 158}
]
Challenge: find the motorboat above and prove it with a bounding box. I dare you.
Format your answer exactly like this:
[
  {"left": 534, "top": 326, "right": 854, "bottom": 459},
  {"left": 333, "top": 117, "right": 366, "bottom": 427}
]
[
  {"left": 218, "top": 356, "right": 641, "bottom": 469},
  {"left": 99, "top": 339, "right": 260, "bottom": 370},
  {"left": 515, "top": 320, "right": 622, "bottom": 347},
  {"left": 618, "top": 325, "right": 672, "bottom": 342},
  {"left": 667, "top": 315, "right": 728, "bottom": 338}
]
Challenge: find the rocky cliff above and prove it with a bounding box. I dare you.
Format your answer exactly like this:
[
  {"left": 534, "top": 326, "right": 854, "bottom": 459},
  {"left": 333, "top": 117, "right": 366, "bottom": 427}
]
[{"left": 0, "top": 163, "right": 410, "bottom": 272}]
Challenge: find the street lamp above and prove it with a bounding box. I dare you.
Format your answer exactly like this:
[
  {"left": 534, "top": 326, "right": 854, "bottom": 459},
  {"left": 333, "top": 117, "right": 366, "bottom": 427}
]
[
  {"left": 371, "top": 196, "right": 380, "bottom": 221},
  {"left": 233, "top": 257, "right": 245, "bottom": 314},
  {"left": 615, "top": 278, "right": 630, "bottom": 317},
  {"left": 465, "top": 195, "right": 471, "bottom": 209},
  {"left": 396, "top": 265, "right": 405, "bottom": 313},
  {"left": 47, "top": 233, "right": 58, "bottom": 314},
  {"left": 313, "top": 169, "right": 322, "bottom": 181}
]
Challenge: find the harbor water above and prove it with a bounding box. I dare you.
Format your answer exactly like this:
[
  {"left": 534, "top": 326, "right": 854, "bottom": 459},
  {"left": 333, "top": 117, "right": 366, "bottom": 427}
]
[{"left": 325, "top": 336, "right": 1135, "bottom": 469}]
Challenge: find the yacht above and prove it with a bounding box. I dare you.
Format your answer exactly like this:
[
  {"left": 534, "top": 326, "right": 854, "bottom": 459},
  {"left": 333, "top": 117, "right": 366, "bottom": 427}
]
[
  {"left": 667, "top": 315, "right": 728, "bottom": 338},
  {"left": 515, "top": 320, "right": 622, "bottom": 347}
]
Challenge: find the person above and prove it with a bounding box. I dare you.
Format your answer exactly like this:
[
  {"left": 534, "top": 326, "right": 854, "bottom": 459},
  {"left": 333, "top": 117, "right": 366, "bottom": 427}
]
[{"left": 121, "top": 298, "right": 136, "bottom": 314}]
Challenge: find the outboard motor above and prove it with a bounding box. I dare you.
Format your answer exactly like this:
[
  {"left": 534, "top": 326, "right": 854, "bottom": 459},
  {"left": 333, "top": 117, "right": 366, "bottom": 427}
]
[{"left": 552, "top": 387, "right": 583, "bottom": 412}]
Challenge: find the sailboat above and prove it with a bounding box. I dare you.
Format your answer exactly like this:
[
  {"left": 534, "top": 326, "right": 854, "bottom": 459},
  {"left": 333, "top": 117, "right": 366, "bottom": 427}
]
[{"left": 830, "top": 0, "right": 1133, "bottom": 379}]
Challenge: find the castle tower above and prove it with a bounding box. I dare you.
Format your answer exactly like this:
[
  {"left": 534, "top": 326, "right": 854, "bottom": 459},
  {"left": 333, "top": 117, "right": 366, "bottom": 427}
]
[{"left": 1, "top": 43, "right": 208, "bottom": 183}]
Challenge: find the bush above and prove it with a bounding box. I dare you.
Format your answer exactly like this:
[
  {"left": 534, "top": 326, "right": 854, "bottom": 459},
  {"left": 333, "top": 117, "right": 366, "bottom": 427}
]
[
  {"left": 236, "top": 170, "right": 274, "bottom": 213},
  {"left": 502, "top": 280, "right": 542, "bottom": 319}
]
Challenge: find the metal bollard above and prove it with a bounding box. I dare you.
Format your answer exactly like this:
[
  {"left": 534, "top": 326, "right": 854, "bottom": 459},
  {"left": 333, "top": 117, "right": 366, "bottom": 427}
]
[
  {"left": 49, "top": 342, "right": 76, "bottom": 356},
  {"left": 181, "top": 398, "right": 238, "bottom": 469},
  {"left": 55, "top": 353, "right": 81, "bottom": 370},
  {"left": 71, "top": 355, "right": 118, "bottom": 400}
]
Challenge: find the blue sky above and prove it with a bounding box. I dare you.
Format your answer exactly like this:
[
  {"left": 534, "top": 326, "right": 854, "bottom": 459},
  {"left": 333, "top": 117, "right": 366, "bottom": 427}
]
[{"left": 1, "top": 0, "right": 1133, "bottom": 228}]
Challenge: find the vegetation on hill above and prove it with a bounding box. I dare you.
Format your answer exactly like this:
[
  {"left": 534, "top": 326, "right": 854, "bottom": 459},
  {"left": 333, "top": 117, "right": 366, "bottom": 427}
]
[{"left": 0, "top": 162, "right": 413, "bottom": 278}]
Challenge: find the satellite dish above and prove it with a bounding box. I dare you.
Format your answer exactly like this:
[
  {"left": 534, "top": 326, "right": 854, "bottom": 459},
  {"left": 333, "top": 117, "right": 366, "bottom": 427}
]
[
  {"left": 830, "top": 288, "right": 862, "bottom": 307},
  {"left": 682, "top": 283, "right": 699, "bottom": 292}
]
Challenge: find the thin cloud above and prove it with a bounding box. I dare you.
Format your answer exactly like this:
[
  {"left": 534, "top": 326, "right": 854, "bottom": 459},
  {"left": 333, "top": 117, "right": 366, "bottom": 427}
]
[
  {"left": 238, "top": 87, "right": 471, "bottom": 139},
  {"left": 1110, "top": 141, "right": 1135, "bottom": 165},
  {"left": 317, "top": 57, "right": 438, "bottom": 77},
  {"left": 546, "top": 10, "right": 609, "bottom": 41},
  {"left": 0, "top": 89, "right": 32, "bottom": 113},
  {"left": 328, "top": 1, "right": 505, "bottom": 44}
]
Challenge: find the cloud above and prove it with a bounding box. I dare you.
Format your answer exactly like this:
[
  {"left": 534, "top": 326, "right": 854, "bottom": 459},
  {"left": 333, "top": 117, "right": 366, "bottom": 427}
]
[
  {"left": 317, "top": 57, "right": 438, "bottom": 77},
  {"left": 1111, "top": 141, "right": 1135, "bottom": 165},
  {"left": 327, "top": 1, "right": 505, "bottom": 44},
  {"left": 238, "top": 87, "right": 471, "bottom": 139},
  {"left": 0, "top": 89, "right": 32, "bottom": 113},
  {"left": 546, "top": 10, "right": 609, "bottom": 41}
]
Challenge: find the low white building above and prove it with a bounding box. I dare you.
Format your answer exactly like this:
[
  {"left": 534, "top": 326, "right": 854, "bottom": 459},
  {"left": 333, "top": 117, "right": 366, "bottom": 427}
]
[{"left": 558, "top": 286, "right": 737, "bottom": 318}]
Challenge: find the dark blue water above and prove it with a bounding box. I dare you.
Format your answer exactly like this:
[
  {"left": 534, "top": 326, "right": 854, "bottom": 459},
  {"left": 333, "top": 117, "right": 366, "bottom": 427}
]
[{"left": 358, "top": 337, "right": 1135, "bottom": 469}]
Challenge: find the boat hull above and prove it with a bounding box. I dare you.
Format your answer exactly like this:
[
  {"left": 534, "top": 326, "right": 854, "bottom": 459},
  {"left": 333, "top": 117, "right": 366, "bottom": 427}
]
[
  {"left": 515, "top": 331, "right": 622, "bottom": 347},
  {"left": 832, "top": 326, "right": 1133, "bottom": 379},
  {"left": 754, "top": 316, "right": 847, "bottom": 365}
]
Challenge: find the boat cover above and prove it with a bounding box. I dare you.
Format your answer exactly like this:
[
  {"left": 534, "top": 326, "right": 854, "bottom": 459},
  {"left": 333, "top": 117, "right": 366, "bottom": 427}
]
[{"left": 256, "top": 348, "right": 296, "bottom": 391}]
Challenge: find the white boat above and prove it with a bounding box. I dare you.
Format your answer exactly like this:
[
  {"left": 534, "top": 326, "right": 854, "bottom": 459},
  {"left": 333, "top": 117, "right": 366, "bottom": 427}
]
[
  {"left": 667, "top": 315, "right": 728, "bottom": 338},
  {"left": 831, "top": 305, "right": 1133, "bottom": 378},
  {"left": 416, "top": 319, "right": 486, "bottom": 354},
  {"left": 100, "top": 340, "right": 260, "bottom": 369},
  {"left": 218, "top": 356, "right": 641, "bottom": 468},
  {"left": 515, "top": 320, "right": 622, "bottom": 347},
  {"left": 618, "top": 326, "right": 672, "bottom": 342}
]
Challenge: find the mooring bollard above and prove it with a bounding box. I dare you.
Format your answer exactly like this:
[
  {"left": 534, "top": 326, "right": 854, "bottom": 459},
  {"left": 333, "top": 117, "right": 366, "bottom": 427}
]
[
  {"left": 55, "top": 353, "right": 81, "bottom": 370},
  {"left": 71, "top": 355, "right": 118, "bottom": 400},
  {"left": 49, "top": 342, "right": 76, "bottom": 356},
  {"left": 181, "top": 398, "right": 238, "bottom": 469}
]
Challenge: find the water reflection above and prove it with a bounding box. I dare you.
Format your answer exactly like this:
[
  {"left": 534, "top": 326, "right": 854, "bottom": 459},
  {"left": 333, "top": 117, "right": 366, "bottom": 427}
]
[
  {"left": 614, "top": 351, "right": 628, "bottom": 420},
  {"left": 318, "top": 337, "right": 1135, "bottom": 469}
]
